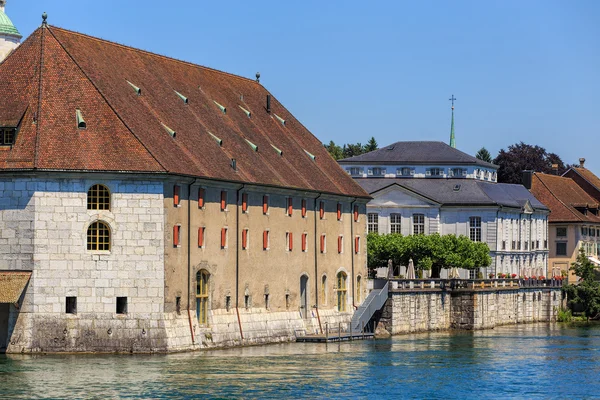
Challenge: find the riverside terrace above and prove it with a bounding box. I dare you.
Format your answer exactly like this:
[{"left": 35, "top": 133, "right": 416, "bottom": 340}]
[{"left": 360, "top": 276, "right": 565, "bottom": 336}]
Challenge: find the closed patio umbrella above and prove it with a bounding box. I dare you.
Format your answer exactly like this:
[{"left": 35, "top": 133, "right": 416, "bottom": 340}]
[{"left": 407, "top": 258, "right": 416, "bottom": 280}]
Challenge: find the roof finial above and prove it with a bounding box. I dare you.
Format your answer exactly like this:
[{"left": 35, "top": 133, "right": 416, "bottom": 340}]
[
  {"left": 255, "top": 72, "right": 260, "bottom": 83},
  {"left": 449, "top": 94, "right": 456, "bottom": 148},
  {"left": 42, "top": 12, "right": 48, "bottom": 26},
  {"left": 0, "top": 1, "right": 6, "bottom": 12}
]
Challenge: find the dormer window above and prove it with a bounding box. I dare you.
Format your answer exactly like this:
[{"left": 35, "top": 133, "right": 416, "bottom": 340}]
[
  {"left": 368, "top": 167, "right": 386, "bottom": 177},
  {"left": 347, "top": 167, "right": 364, "bottom": 176},
  {"left": 450, "top": 168, "right": 466, "bottom": 177},
  {"left": 396, "top": 167, "right": 415, "bottom": 177},
  {"left": 426, "top": 168, "right": 444, "bottom": 177},
  {"left": 0, "top": 128, "right": 16, "bottom": 146}
]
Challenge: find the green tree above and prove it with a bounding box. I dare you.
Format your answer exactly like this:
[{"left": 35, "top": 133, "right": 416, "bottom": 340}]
[
  {"left": 564, "top": 248, "right": 600, "bottom": 320},
  {"left": 364, "top": 137, "right": 378, "bottom": 153},
  {"left": 324, "top": 141, "right": 344, "bottom": 160},
  {"left": 343, "top": 143, "right": 365, "bottom": 158},
  {"left": 475, "top": 147, "right": 493, "bottom": 164},
  {"left": 493, "top": 142, "right": 567, "bottom": 184}
]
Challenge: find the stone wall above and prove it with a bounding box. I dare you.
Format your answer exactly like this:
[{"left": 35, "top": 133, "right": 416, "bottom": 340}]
[{"left": 382, "top": 287, "right": 563, "bottom": 335}]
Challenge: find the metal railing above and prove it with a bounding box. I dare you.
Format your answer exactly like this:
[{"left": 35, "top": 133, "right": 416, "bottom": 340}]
[
  {"left": 387, "top": 278, "right": 566, "bottom": 291},
  {"left": 351, "top": 280, "right": 388, "bottom": 333}
]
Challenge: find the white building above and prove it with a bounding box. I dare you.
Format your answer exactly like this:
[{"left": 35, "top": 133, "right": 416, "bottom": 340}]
[{"left": 339, "top": 141, "right": 550, "bottom": 278}]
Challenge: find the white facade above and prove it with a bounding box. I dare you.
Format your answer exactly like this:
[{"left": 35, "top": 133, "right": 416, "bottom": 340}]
[
  {"left": 344, "top": 165, "right": 498, "bottom": 182},
  {"left": 366, "top": 186, "right": 549, "bottom": 278}
]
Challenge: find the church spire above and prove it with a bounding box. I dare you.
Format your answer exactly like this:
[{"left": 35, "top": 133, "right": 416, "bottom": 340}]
[{"left": 449, "top": 94, "right": 456, "bottom": 148}]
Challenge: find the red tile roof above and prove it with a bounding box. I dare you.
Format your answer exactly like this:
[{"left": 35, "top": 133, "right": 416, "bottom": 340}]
[
  {"left": 0, "top": 26, "right": 368, "bottom": 198},
  {"left": 530, "top": 173, "right": 600, "bottom": 223}
]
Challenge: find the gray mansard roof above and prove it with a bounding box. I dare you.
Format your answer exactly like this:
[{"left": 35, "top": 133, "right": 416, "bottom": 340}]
[
  {"left": 339, "top": 141, "right": 498, "bottom": 169},
  {"left": 357, "top": 178, "right": 549, "bottom": 210}
]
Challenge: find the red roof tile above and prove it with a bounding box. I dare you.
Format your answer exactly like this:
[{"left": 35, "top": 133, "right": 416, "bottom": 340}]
[
  {"left": 0, "top": 26, "right": 368, "bottom": 198},
  {"left": 530, "top": 173, "right": 600, "bottom": 223}
]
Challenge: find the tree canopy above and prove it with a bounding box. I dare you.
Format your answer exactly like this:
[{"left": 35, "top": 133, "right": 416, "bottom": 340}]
[
  {"left": 475, "top": 147, "right": 493, "bottom": 164},
  {"left": 324, "top": 137, "right": 378, "bottom": 160},
  {"left": 367, "top": 233, "right": 492, "bottom": 278},
  {"left": 493, "top": 142, "right": 568, "bottom": 184},
  {"left": 564, "top": 248, "right": 600, "bottom": 320}
]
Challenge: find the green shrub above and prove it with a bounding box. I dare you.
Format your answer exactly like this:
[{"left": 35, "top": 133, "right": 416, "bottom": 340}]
[{"left": 557, "top": 307, "right": 572, "bottom": 323}]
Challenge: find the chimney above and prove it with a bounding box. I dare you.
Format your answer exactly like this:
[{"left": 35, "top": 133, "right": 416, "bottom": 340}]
[
  {"left": 522, "top": 170, "right": 533, "bottom": 190},
  {"left": 579, "top": 158, "right": 586, "bottom": 169},
  {"left": 266, "top": 95, "right": 271, "bottom": 113},
  {"left": 551, "top": 164, "right": 559, "bottom": 175}
]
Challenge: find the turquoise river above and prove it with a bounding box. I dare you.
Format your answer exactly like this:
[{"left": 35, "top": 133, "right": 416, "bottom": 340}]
[{"left": 1, "top": 323, "right": 600, "bottom": 399}]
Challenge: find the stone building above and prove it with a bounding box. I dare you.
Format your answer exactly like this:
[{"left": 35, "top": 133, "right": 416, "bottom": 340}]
[
  {"left": 0, "top": 22, "right": 370, "bottom": 353},
  {"left": 0, "top": 1, "right": 20, "bottom": 63},
  {"left": 339, "top": 141, "right": 550, "bottom": 278},
  {"left": 527, "top": 170, "right": 600, "bottom": 283}
]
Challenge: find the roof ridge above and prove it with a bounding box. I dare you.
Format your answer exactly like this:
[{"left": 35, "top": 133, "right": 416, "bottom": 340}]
[
  {"left": 48, "top": 26, "right": 262, "bottom": 87},
  {"left": 46, "top": 26, "right": 166, "bottom": 172},
  {"left": 534, "top": 173, "right": 583, "bottom": 221}
]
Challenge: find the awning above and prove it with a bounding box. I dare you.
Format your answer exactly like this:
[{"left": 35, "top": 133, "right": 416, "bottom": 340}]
[
  {"left": 588, "top": 256, "right": 600, "bottom": 267},
  {"left": 0, "top": 271, "right": 31, "bottom": 303}
]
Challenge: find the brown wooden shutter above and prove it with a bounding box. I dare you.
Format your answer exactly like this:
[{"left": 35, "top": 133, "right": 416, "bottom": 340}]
[
  {"left": 198, "top": 188, "right": 205, "bottom": 208},
  {"left": 242, "top": 229, "right": 248, "bottom": 249},
  {"left": 198, "top": 227, "right": 204, "bottom": 247},
  {"left": 338, "top": 235, "right": 342, "bottom": 253},
  {"left": 302, "top": 233, "right": 307, "bottom": 252},
  {"left": 353, "top": 205, "right": 359, "bottom": 222},
  {"left": 337, "top": 203, "right": 342, "bottom": 220},
  {"left": 173, "top": 225, "right": 180, "bottom": 247},
  {"left": 263, "top": 230, "right": 269, "bottom": 250},
  {"left": 320, "top": 201, "right": 324, "bottom": 219},
  {"left": 289, "top": 232, "right": 293, "bottom": 251},
  {"left": 173, "top": 185, "right": 180, "bottom": 206},
  {"left": 263, "top": 196, "right": 269, "bottom": 214},
  {"left": 221, "top": 228, "right": 227, "bottom": 248},
  {"left": 242, "top": 193, "right": 248, "bottom": 213},
  {"left": 320, "top": 234, "right": 325, "bottom": 253},
  {"left": 288, "top": 198, "right": 293, "bottom": 216},
  {"left": 355, "top": 236, "right": 359, "bottom": 254},
  {"left": 301, "top": 199, "right": 307, "bottom": 217},
  {"left": 221, "top": 191, "right": 227, "bottom": 211}
]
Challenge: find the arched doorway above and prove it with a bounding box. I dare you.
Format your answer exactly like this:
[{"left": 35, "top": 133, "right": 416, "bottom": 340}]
[{"left": 300, "top": 275, "right": 309, "bottom": 319}]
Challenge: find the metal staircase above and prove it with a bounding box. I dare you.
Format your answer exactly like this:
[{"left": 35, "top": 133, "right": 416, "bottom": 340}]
[{"left": 351, "top": 280, "right": 389, "bottom": 333}]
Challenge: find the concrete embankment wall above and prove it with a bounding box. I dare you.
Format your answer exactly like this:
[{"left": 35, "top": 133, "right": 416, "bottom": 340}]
[{"left": 381, "top": 287, "right": 563, "bottom": 335}]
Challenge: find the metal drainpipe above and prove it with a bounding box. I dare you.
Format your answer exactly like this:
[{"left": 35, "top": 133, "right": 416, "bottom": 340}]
[
  {"left": 236, "top": 184, "right": 245, "bottom": 340},
  {"left": 351, "top": 198, "right": 357, "bottom": 309},
  {"left": 187, "top": 179, "right": 198, "bottom": 344},
  {"left": 314, "top": 193, "right": 323, "bottom": 334}
]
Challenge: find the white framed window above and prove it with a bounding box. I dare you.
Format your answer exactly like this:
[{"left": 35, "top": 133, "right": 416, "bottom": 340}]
[
  {"left": 396, "top": 167, "right": 414, "bottom": 176},
  {"left": 390, "top": 213, "right": 401, "bottom": 234},
  {"left": 372, "top": 167, "right": 386, "bottom": 176},
  {"left": 368, "top": 213, "right": 379, "bottom": 233},
  {"left": 413, "top": 214, "right": 425, "bottom": 235},
  {"left": 348, "top": 167, "right": 364, "bottom": 176},
  {"left": 469, "top": 217, "right": 482, "bottom": 242},
  {"left": 427, "top": 168, "right": 444, "bottom": 177}
]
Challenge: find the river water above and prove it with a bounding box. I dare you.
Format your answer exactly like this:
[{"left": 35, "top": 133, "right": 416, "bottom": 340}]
[{"left": 1, "top": 323, "right": 599, "bottom": 399}]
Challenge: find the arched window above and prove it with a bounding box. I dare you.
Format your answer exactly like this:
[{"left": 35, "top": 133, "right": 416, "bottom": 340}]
[
  {"left": 196, "top": 270, "right": 209, "bottom": 325},
  {"left": 356, "top": 275, "right": 362, "bottom": 303},
  {"left": 87, "top": 184, "right": 110, "bottom": 210},
  {"left": 87, "top": 221, "right": 110, "bottom": 251},
  {"left": 337, "top": 272, "right": 347, "bottom": 312},
  {"left": 321, "top": 275, "right": 327, "bottom": 305}
]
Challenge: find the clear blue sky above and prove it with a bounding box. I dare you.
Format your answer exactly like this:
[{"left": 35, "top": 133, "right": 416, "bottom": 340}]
[{"left": 7, "top": 0, "right": 600, "bottom": 171}]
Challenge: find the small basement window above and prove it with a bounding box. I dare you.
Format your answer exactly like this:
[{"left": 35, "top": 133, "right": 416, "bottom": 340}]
[
  {"left": 66, "top": 297, "right": 77, "bottom": 314},
  {"left": 116, "top": 297, "right": 128, "bottom": 314}
]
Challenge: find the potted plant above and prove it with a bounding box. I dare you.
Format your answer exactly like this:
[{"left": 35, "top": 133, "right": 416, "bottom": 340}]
[
  {"left": 489, "top": 273, "right": 495, "bottom": 279},
  {"left": 511, "top": 273, "right": 517, "bottom": 279}
]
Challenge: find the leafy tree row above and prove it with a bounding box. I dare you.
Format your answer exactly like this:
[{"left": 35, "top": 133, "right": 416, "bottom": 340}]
[
  {"left": 324, "top": 137, "right": 378, "bottom": 160},
  {"left": 564, "top": 248, "right": 600, "bottom": 320},
  {"left": 367, "top": 233, "right": 492, "bottom": 278}
]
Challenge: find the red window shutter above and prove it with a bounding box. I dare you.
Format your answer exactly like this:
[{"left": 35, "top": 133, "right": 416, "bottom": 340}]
[
  {"left": 173, "top": 225, "right": 180, "bottom": 247},
  {"left": 288, "top": 198, "right": 293, "bottom": 216},
  {"left": 221, "top": 228, "right": 227, "bottom": 248},
  {"left": 242, "top": 229, "right": 248, "bottom": 249},
  {"left": 320, "top": 234, "right": 325, "bottom": 253},
  {"left": 302, "top": 199, "right": 307, "bottom": 217},
  {"left": 337, "top": 203, "right": 342, "bottom": 220},
  {"left": 320, "top": 201, "right": 324, "bottom": 219},
  {"left": 353, "top": 205, "right": 359, "bottom": 222},
  {"left": 355, "top": 236, "right": 359, "bottom": 254},
  {"left": 242, "top": 193, "right": 248, "bottom": 213},
  {"left": 289, "top": 232, "right": 293, "bottom": 251},
  {"left": 221, "top": 191, "right": 227, "bottom": 211},
  {"left": 263, "top": 196, "right": 269, "bottom": 214},
  {"left": 198, "top": 227, "right": 204, "bottom": 247},
  {"left": 173, "top": 185, "right": 180, "bottom": 206},
  {"left": 198, "top": 188, "right": 205, "bottom": 208},
  {"left": 263, "top": 230, "right": 269, "bottom": 250},
  {"left": 338, "top": 236, "right": 342, "bottom": 253},
  {"left": 302, "top": 233, "right": 307, "bottom": 252}
]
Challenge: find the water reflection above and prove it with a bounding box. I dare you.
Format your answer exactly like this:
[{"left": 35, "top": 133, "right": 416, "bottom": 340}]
[{"left": 1, "top": 323, "right": 600, "bottom": 399}]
